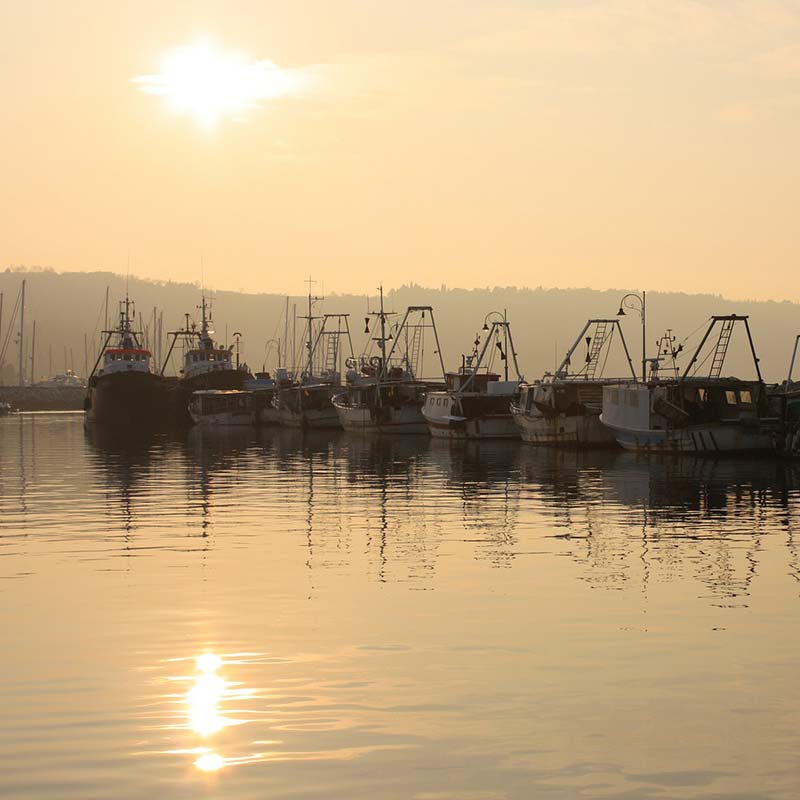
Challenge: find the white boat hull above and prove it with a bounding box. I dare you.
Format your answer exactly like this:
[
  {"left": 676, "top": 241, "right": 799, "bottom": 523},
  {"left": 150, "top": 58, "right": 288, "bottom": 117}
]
[
  {"left": 190, "top": 410, "right": 255, "bottom": 427},
  {"left": 335, "top": 403, "right": 429, "bottom": 435},
  {"left": 425, "top": 413, "right": 519, "bottom": 440},
  {"left": 513, "top": 410, "right": 616, "bottom": 447},
  {"left": 600, "top": 418, "right": 775, "bottom": 453},
  {"left": 276, "top": 406, "right": 341, "bottom": 430}
]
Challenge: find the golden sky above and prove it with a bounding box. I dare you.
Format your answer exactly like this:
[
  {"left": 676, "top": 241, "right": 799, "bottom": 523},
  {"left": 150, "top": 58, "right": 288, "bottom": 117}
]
[{"left": 2, "top": 1, "right": 799, "bottom": 299}]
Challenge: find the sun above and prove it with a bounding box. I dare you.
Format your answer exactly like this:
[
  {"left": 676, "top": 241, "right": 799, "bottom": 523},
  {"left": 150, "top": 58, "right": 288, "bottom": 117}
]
[{"left": 133, "top": 40, "right": 303, "bottom": 127}]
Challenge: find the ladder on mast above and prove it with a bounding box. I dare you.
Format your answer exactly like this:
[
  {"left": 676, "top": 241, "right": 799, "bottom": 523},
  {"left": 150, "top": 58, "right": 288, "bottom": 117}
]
[
  {"left": 584, "top": 321, "right": 610, "bottom": 379},
  {"left": 407, "top": 324, "right": 423, "bottom": 379},
  {"left": 323, "top": 330, "right": 339, "bottom": 374},
  {"left": 709, "top": 317, "right": 735, "bottom": 378}
]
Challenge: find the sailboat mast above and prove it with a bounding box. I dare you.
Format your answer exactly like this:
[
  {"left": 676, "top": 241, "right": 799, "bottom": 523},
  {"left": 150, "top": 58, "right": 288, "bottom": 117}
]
[
  {"left": 30, "top": 320, "right": 36, "bottom": 385},
  {"left": 18, "top": 279, "right": 25, "bottom": 387},
  {"left": 283, "top": 296, "right": 289, "bottom": 369}
]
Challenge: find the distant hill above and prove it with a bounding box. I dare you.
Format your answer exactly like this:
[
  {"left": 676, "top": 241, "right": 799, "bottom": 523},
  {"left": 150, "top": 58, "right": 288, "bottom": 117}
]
[{"left": 1, "top": 267, "right": 798, "bottom": 384}]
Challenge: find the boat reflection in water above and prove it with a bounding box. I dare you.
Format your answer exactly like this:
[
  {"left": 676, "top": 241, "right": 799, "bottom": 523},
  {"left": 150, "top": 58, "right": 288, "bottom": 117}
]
[{"left": 8, "top": 415, "right": 800, "bottom": 799}]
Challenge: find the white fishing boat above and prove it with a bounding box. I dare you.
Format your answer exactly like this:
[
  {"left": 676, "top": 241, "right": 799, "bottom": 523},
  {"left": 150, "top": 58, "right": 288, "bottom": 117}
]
[
  {"left": 162, "top": 294, "right": 252, "bottom": 424},
  {"left": 272, "top": 287, "right": 354, "bottom": 429},
  {"left": 600, "top": 315, "right": 778, "bottom": 454},
  {"left": 423, "top": 313, "right": 522, "bottom": 439},
  {"left": 332, "top": 289, "right": 446, "bottom": 435},
  {"left": 189, "top": 389, "right": 256, "bottom": 426},
  {"left": 512, "top": 318, "right": 637, "bottom": 447},
  {"left": 244, "top": 372, "right": 279, "bottom": 426}
]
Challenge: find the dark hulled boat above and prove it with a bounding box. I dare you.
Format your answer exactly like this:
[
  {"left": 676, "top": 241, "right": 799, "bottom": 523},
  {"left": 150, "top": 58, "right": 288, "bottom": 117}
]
[
  {"left": 84, "top": 297, "right": 174, "bottom": 426},
  {"left": 162, "top": 296, "right": 252, "bottom": 425}
]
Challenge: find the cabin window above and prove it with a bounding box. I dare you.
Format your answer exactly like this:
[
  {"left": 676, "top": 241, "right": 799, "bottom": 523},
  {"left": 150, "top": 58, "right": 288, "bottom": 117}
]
[
  {"left": 209, "top": 353, "right": 215, "bottom": 361},
  {"left": 698, "top": 388, "right": 706, "bottom": 401},
  {"left": 725, "top": 391, "right": 737, "bottom": 404},
  {"left": 739, "top": 390, "right": 753, "bottom": 404}
]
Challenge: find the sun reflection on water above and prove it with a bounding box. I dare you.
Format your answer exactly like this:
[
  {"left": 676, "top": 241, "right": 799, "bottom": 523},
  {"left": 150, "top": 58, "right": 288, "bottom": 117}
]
[
  {"left": 183, "top": 651, "right": 255, "bottom": 772},
  {"left": 195, "top": 751, "right": 226, "bottom": 772},
  {"left": 188, "top": 653, "right": 229, "bottom": 738}
]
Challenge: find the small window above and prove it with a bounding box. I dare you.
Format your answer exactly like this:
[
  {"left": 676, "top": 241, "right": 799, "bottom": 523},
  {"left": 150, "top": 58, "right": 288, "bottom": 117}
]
[
  {"left": 739, "top": 390, "right": 752, "bottom": 404},
  {"left": 725, "top": 391, "right": 737, "bottom": 404},
  {"left": 698, "top": 388, "right": 706, "bottom": 401}
]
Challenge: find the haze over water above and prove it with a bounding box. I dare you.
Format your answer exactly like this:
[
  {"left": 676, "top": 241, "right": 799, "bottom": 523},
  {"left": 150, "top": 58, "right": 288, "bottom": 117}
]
[{"left": 2, "top": 413, "right": 800, "bottom": 799}]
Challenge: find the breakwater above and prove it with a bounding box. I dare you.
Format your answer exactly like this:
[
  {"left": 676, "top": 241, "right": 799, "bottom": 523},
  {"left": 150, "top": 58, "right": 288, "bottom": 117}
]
[{"left": 0, "top": 386, "right": 84, "bottom": 411}]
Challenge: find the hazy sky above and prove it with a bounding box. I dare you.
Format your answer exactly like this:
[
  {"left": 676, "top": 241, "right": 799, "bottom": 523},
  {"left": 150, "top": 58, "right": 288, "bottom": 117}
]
[{"left": 2, "top": 1, "right": 799, "bottom": 299}]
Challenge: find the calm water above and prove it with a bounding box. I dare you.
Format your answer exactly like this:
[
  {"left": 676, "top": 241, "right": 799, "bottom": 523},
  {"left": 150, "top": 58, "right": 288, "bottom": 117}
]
[{"left": 2, "top": 413, "right": 800, "bottom": 799}]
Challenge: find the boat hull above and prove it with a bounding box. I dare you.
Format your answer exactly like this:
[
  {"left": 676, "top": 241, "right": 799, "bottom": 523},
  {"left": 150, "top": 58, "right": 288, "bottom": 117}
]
[
  {"left": 84, "top": 371, "right": 174, "bottom": 427},
  {"left": 512, "top": 410, "right": 617, "bottom": 447},
  {"left": 276, "top": 406, "right": 341, "bottom": 429},
  {"left": 425, "top": 413, "right": 519, "bottom": 440},
  {"left": 334, "top": 402, "right": 429, "bottom": 434},
  {"left": 600, "top": 418, "right": 775, "bottom": 454},
  {"left": 176, "top": 369, "right": 251, "bottom": 426},
  {"left": 189, "top": 410, "right": 255, "bottom": 426},
  {"left": 274, "top": 385, "right": 342, "bottom": 430}
]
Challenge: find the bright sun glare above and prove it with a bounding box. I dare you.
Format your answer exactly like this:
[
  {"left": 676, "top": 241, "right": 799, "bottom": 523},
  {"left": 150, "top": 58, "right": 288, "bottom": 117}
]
[{"left": 133, "top": 40, "right": 303, "bottom": 127}]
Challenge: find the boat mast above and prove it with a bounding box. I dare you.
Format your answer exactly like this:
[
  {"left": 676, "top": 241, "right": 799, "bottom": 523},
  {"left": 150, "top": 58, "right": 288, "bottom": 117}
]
[
  {"left": 788, "top": 335, "right": 800, "bottom": 383},
  {"left": 306, "top": 281, "right": 314, "bottom": 377},
  {"left": 18, "top": 279, "right": 25, "bottom": 387},
  {"left": 503, "top": 309, "right": 509, "bottom": 381},
  {"left": 378, "top": 285, "right": 387, "bottom": 371},
  {"left": 283, "top": 296, "right": 289, "bottom": 370},
  {"left": 300, "top": 279, "right": 323, "bottom": 380},
  {"left": 30, "top": 320, "right": 36, "bottom": 385}
]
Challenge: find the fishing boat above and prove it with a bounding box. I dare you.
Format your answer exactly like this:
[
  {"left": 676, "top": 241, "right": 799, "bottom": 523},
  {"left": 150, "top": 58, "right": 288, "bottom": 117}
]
[
  {"left": 272, "top": 289, "right": 354, "bottom": 429},
  {"left": 162, "top": 295, "right": 252, "bottom": 424},
  {"left": 770, "top": 334, "right": 800, "bottom": 457},
  {"left": 37, "top": 370, "right": 85, "bottom": 388},
  {"left": 189, "top": 390, "right": 256, "bottom": 426},
  {"left": 244, "top": 372, "right": 279, "bottom": 426},
  {"left": 332, "top": 290, "right": 447, "bottom": 435},
  {"left": 600, "top": 315, "right": 778, "bottom": 453},
  {"left": 422, "top": 313, "right": 522, "bottom": 439},
  {"left": 512, "top": 318, "right": 637, "bottom": 447},
  {"left": 84, "top": 297, "right": 173, "bottom": 426}
]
